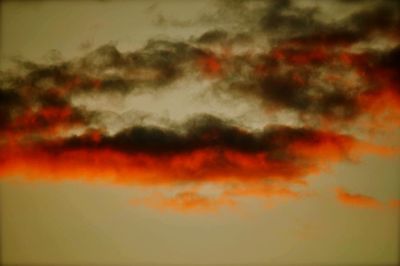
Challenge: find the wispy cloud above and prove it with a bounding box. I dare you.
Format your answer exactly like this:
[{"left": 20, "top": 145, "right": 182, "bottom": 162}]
[
  {"left": 131, "top": 190, "right": 236, "bottom": 213},
  {"left": 336, "top": 187, "right": 381, "bottom": 208}
]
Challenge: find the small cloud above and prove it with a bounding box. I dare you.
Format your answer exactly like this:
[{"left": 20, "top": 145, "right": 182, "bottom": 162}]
[
  {"left": 131, "top": 191, "right": 236, "bottom": 214},
  {"left": 388, "top": 199, "right": 400, "bottom": 208},
  {"left": 223, "top": 183, "right": 300, "bottom": 199},
  {"left": 335, "top": 187, "right": 381, "bottom": 208}
]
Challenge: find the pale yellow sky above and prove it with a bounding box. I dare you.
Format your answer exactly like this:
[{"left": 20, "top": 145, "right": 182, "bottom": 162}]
[{"left": 1, "top": 0, "right": 399, "bottom": 265}]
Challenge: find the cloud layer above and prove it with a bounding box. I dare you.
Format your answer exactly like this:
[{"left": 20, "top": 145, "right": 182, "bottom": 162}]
[{"left": 1, "top": 0, "right": 399, "bottom": 212}]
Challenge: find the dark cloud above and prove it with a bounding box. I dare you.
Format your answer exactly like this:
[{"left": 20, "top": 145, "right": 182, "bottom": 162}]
[
  {"left": 259, "top": 0, "right": 399, "bottom": 46},
  {"left": 261, "top": 72, "right": 358, "bottom": 119},
  {"left": 55, "top": 114, "right": 264, "bottom": 154},
  {"left": 44, "top": 114, "right": 356, "bottom": 170},
  {"left": 196, "top": 30, "right": 229, "bottom": 44},
  {"left": 260, "top": 0, "right": 321, "bottom": 37},
  {"left": 0, "top": 113, "right": 366, "bottom": 185},
  {"left": 223, "top": 65, "right": 360, "bottom": 123},
  {"left": 0, "top": 89, "right": 25, "bottom": 129},
  {"left": 80, "top": 44, "right": 124, "bottom": 70},
  {"left": 347, "top": 0, "right": 400, "bottom": 35},
  {"left": 2, "top": 41, "right": 205, "bottom": 97}
]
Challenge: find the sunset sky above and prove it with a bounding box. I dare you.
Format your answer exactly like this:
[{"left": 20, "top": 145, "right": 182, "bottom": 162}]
[{"left": 0, "top": 0, "right": 399, "bottom": 265}]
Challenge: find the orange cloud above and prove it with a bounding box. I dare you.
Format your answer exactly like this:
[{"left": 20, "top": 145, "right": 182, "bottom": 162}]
[
  {"left": 223, "top": 183, "right": 300, "bottom": 199},
  {"left": 0, "top": 147, "right": 307, "bottom": 185},
  {"left": 0, "top": 122, "right": 395, "bottom": 189},
  {"left": 336, "top": 187, "right": 381, "bottom": 208},
  {"left": 388, "top": 199, "right": 400, "bottom": 208},
  {"left": 131, "top": 191, "right": 236, "bottom": 213}
]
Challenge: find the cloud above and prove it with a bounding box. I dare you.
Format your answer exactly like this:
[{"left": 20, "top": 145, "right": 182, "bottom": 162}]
[
  {"left": 1, "top": 114, "right": 393, "bottom": 187},
  {"left": 389, "top": 199, "right": 400, "bottom": 208},
  {"left": 131, "top": 191, "right": 236, "bottom": 213},
  {"left": 0, "top": 0, "right": 399, "bottom": 212},
  {"left": 336, "top": 187, "right": 381, "bottom": 208},
  {"left": 336, "top": 188, "right": 400, "bottom": 210},
  {"left": 196, "top": 29, "right": 229, "bottom": 44},
  {"left": 131, "top": 182, "right": 305, "bottom": 213},
  {"left": 0, "top": 89, "right": 25, "bottom": 130},
  {"left": 259, "top": 0, "right": 322, "bottom": 38},
  {"left": 223, "top": 183, "right": 300, "bottom": 199},
  {"left": 259, "top": 0, "right": 399, "bottom": 43},
  {"left": 2, "top": 15, "right": 399, "bottom": 131}
]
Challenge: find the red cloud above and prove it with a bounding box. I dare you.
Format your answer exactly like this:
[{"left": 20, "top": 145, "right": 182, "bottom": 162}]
[{"left": 197, "top": 54, "right": 222, "bottom": 76}]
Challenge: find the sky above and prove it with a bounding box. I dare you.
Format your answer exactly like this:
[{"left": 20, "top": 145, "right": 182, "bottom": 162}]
[{"left": 0, "top": 0, "right": 399, "bottom": 265}]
